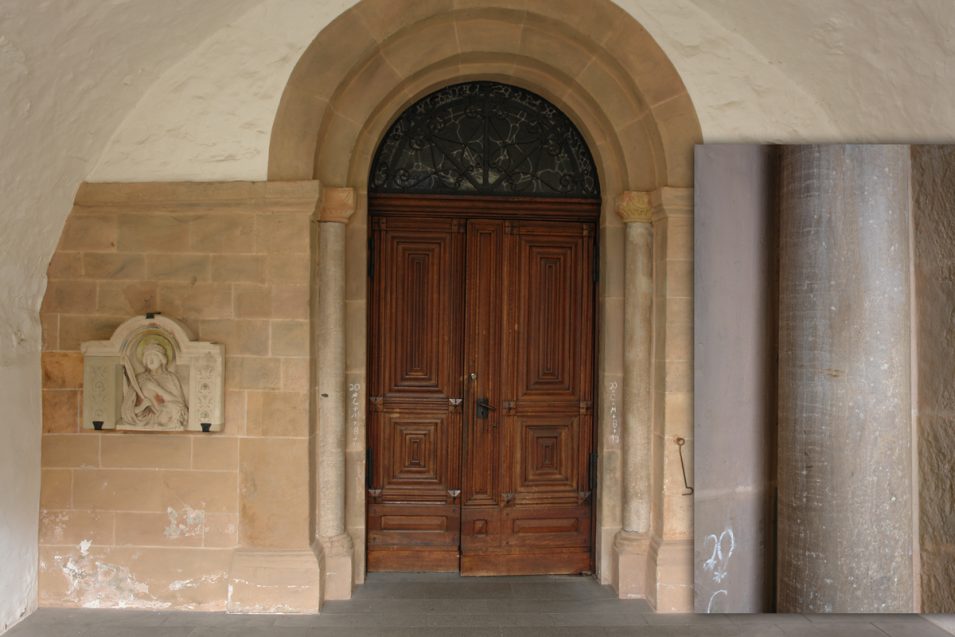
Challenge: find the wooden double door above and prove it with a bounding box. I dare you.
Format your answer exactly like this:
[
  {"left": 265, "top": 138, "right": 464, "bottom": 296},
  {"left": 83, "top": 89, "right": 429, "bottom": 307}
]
[{"left": 366, "top": 196, "right": 597, "bottom": 575}]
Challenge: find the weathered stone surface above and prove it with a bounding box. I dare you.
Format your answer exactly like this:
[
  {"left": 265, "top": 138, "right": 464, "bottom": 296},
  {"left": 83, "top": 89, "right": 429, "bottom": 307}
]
[
  {"left": 113, "top": 511, "right": 203, "bottom": 547},
  {"left": 40, "top": 509, "right": 115, "bottom": 546},
  {"left": 39, "top": 470, "right": 73, "bottom": 510},
  {"left": 227, "top": 549, "right": 321, "bottom": 613},
  {"left": 59, "top": 315, "right": 126, "bottom": 350},
  {"left": 100, "top": 436, "right": 191, "bottom": 469},
  {"left": 41, "top": 281, "right": 97, "bottom": 314},
  {"left": 246, "top": 391, "right": 309, "bottom": 437},
  {"left": 620, "top": 220, "right": 653, "bottom": 535},
  {"left": 157, "top": 282, "right": 233, "bottom": 319},
  {"left": 83, "top": 253, "right": 146, "bottom": 280},
  {"left": 270, "top": 285, "right": 309, "bottom": 319},
  {"left": 146, "top": 254, "right": 211, "bottom": 281},
  {"left": 192, "top": 436, "right": 238, "bottom": 471},
  {"left": 233, "top": 284, "right": 272, "bottom": 318},
  {"left": 41, "top": 435, "right": 98, "bottom": 468},
  {"left": 202, "top": 512, "right": 239, "bottom": 547},
  {"left": 198, "top": 319, "right": 269, "bottom": 356},
  {"left": 777, "top": 145, "right": 913, "bottom": 613},
  {"left": 73, "top": 469, "right": 164, "bottom": 512},
  {"left": 210, "top": 255, "right": 266, "bottom": 283},
  {"left": 190, "top": 213, "right": 256, "bottom": 253},
  {"left": 255, "top": 213, "right": 311, "bottom": 254},
  {"left": 270, "top": 320, "right": 308, "bottom": 357},
  {"left": 42, "top": 390, "right": 79, "bottom": 433},
  {"left": 39, "top": 545, "right": 232, "bottom": 610},
  {"left": 47, "top": 252, "right": 84, "bottom": 279},
  {"left": 281, "top": 358, "right": 309, "bottom": 393},
  {"left": 912, "top": 145, "right": 955, "bottom": 613},
  {"left": 267, "top": 254, "right": 309, "bottom": 284},
  {"left": 161, "top": 471, "right": 238, "bottom": 514},
  {"left": 239, "top": 438, "right": 309, "bottom": 548},
  {"left": 58, "top": 214, "right": 117, "bottom": 251},
  {"left": 95, "top": 281, "right": 158, "bottom": 315},
  {"left": 225, "top": 357, "right": 282, "bottom": 390},
  {"left": 117, "top": 213, "right": 191, "bottom": 253}
]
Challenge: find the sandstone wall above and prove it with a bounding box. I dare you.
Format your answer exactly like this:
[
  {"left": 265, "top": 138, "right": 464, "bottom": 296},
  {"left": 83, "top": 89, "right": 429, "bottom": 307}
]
[{"left": 37, "top": 181, "right": 316, "bottom": 610}]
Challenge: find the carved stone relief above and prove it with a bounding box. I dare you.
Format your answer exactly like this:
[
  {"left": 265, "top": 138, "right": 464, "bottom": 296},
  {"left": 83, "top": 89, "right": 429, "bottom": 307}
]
[{"left": 81, "top": 315, "right": 224, "bottom": 431}]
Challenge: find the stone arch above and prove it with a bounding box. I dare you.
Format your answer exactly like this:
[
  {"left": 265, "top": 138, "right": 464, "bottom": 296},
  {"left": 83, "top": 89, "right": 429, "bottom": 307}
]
[
  {"left": 269, "top": 1, "right": 700, "bottom": 189},
  {"left": 271, "top": 0, "right": 700, "bottom": 610}
]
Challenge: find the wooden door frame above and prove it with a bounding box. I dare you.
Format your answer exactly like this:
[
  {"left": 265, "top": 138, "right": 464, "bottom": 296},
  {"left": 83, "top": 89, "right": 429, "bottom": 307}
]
[{"left": 365, "top": 192, "right": 601, "bottom": 573}]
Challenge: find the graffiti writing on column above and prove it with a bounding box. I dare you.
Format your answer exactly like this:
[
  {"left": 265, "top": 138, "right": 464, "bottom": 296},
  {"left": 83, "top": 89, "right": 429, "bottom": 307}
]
[
  {"left": 608, "top": 381, "right": 620, "bottom": 446},
  {"left": 703, "top": 528, "right": 735, "bottom": 612},
  {"left": 349, "top": 383, "right": 361, "bottom": 444}
]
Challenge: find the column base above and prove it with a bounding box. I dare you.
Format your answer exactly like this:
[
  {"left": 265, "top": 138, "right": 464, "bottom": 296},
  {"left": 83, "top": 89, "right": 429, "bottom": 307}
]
[
  {"left": 319, "top": 532, "right": 354, "bottom": 601},
  {"left": 611, "top": 530, "right": 659, "bottom": 606},
  {"left": 655, "top": 538, "right": 693, "bottom": 612},
  {"left": 227, "top": 548, "right": 322, "bottom": 613}
]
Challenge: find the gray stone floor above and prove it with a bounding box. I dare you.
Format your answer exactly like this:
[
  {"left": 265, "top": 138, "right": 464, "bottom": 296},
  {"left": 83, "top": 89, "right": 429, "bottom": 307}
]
[{"left": 7, "top": 573, "right": 953, "bottom": 636}]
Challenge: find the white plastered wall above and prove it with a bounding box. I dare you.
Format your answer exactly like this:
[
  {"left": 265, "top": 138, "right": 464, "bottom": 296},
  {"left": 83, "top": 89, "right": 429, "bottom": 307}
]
[
  {"left": 4, "top": 0, "right": 955, "bottom": 630},
  {"left": 89, "top": 0, "right": 841, "bottom": 182},
  {"left": 0, "top": 1, "right": 256, "bottom": 630}
]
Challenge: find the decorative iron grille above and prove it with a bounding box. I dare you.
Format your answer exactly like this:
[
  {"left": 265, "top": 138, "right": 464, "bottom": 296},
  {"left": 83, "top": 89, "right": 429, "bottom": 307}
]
[{"left": 370, "top": 81, "right": 599, "bottom": 198}]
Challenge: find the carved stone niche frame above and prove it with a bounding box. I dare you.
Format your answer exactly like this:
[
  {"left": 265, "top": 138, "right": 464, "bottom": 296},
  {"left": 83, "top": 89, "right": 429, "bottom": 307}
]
[{"left": 81, "top": 315, "right": 224, "bottom": 432}]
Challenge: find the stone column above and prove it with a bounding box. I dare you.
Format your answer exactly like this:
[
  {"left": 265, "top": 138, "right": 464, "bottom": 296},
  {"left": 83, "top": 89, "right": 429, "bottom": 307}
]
[
  {"left": 612, "top": 191, "right": 656, "bottom": 600},
  {"left": 777, "top": 145, "right": 914, "bottom": 612},
  {"left": 316, "top": 187, "right": 356, "bottom": 601}
]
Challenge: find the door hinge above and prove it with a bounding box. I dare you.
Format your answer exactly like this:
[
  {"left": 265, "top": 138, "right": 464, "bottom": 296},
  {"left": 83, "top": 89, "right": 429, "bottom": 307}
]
[
  {"left": 592, "top": 242, "right": 599, "bottom": 283},
  {"left": 588, "top": 451, "right": 598, "bottom": 491},
  {"left": 367, "top": 236, "right": 374, "bottom": 279},
  {"left": 366, "top": 447, "right": 373, "bottom": 489}
]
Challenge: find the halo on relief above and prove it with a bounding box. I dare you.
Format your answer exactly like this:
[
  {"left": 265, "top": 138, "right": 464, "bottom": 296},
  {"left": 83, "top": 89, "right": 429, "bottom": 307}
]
[{"left": 134, "top": 332, "right": 176, "bottom": 368}]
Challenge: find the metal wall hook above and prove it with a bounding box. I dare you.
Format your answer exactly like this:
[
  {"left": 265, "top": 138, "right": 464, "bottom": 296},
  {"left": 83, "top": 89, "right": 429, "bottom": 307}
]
[{"left": 675, "top": 437, "right": 694, "bottom": 496}]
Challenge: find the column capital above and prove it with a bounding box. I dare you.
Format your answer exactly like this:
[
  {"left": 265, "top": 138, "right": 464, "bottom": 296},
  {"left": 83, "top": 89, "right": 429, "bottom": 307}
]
[
  {"left": 615, "top": 191, "right": 653, "bottom": 224},
  {"left": 319, "top": 187, "right": 356, "bottom": 223}
]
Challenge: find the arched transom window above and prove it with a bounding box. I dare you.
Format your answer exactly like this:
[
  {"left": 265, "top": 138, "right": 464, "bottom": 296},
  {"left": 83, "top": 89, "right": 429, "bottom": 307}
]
[{"left": 370, "top": 81, "right": 599, "bottom": 198}]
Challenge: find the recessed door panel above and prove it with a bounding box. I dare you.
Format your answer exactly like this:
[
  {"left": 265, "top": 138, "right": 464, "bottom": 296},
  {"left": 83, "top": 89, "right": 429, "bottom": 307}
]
[{"left": 367, "top": 216, "right": 463, "bottom": 571}]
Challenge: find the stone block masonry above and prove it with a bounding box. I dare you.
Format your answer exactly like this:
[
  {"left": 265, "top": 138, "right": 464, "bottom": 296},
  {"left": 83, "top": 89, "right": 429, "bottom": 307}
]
[{"left": 38, "top": 181, "right": 320, "bottom": 611}]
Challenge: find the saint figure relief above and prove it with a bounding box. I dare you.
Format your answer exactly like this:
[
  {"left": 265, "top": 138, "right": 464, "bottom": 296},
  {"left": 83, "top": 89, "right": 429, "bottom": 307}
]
[{"left": 121, "top": 341, "right": 188, "bottom": 429}]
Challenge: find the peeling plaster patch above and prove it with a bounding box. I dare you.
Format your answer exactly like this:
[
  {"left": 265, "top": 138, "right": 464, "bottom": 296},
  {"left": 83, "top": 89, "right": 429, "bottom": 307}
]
[
  {"left": 168, "top": 572, "right": 226, "bottom": 592},
  {"left": 54, "top": 542, "right": 171, "bottom": 610},
  {"left": 41, "top": 511, "right": 68, "bottom": 543},
  {"left": 164, "top": 506, "right": 205, "bottom": 540}
]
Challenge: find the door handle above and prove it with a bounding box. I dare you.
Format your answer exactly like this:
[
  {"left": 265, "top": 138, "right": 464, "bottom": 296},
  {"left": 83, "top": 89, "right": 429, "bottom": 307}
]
[{"left": 476, "top": 397, "right": 496, "bottom": 420}]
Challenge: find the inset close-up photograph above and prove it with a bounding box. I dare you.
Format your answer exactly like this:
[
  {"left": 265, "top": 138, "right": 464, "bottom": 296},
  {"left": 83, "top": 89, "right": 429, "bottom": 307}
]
[{"left": 695, "top": 144, "right": 955, "bottom": 621}]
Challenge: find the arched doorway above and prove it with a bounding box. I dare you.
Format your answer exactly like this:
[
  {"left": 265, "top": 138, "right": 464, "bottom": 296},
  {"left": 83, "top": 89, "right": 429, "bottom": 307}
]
[
  {"left": 365, "top": 81, "right": 599, "bottom": 575},
  {"left": 270, "top": 0, "right": 701, "bottom": 609}
]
